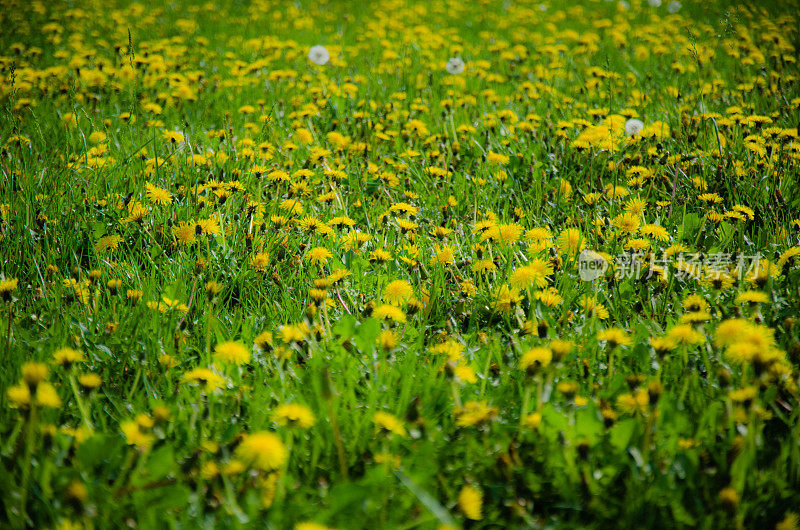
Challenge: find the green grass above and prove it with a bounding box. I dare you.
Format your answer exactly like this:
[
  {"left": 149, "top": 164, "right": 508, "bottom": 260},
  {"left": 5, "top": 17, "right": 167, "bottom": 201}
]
[{"left": 1, "top": 0, "right": 800, "bottom": 527}]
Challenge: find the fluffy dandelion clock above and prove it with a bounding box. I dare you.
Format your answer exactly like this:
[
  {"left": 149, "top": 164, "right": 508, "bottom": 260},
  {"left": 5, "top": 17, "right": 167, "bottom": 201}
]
[
  {"left": 667, "top": 0, "right": 681, "bottom": 13},
  {"left": 625, "top": 118, "right": 645, "bottom": 136},
  {"left": 648, "top": 0, "right": 662, "bottom": 6},
  {"left": 446, "top": 57, "right": 465, "bottom": 75},
  {"left": 308, "top": 45, "right": 330, "bottom": 66}
]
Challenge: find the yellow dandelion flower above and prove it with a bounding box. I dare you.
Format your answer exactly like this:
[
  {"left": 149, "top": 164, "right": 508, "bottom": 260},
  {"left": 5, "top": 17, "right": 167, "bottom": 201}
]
[
  {"left": 7, "top": 382, "right": 32, "bottom": 408},
  {"left": 22, "top": 362, "right": 48, "bottom": 385},
  {"left": 172, "top": 222, "right": 197, "bottom": 246},
  {"left": 182, "top": 368, "right": 226, "bottom": 392},
  {"left": 78, "top": 373, "right": 103, "bottom": 389},
  {"left": 274, "top": 403, "right": 316, "bottom": 429},
  {"left": 558, "top": 227, "right": 585, "bottom": 254},
  {"left": 432, "top": 245, "right": 456, "bottom": 266},
  {"left": 235, "top": 432, "right": 288, "bottom": 471},
  {"left": 735, "top": 290, "right": 769, "bottom": 305},
  {"left": 597, "top": 327, "right": 632, "bottom": 347},
  {"left": 520, "top": 346, "right": 553, "bottom": 374},
  {"left": 306, "top": 247, "right": 333, "bottom": 266},
  {"left": 491, "top": 285, "right": 522, "bottom": 315},
  {"left": 458, "top": 485, "right": 483, "bottom": 520},
  {"left": 145, "top": 182, "right": 173, "bottom": 206},
  {"left": 372, "top": 304, "right": 407, "bottom": 323},
  {"left": 213, "top": 341, "right": 251, "bottom": 365},
  {"left": 95, "top": 234, "right": 123, "bottom": 252},
  {"left": 53, "top": 347, "right": 85, "bottom": 367},
  {"left": 373, "top": 411, "right": 406, "bottom": 437},
  {"left": 666, "top": 324, "right": 705, "bottom": 346},
  {"left": 383, "top": 280, "right": 413, "bottom": 305},
  {"left": 121, "top": 420, "right": 155, "bottom": 450},
  {"left": 509, "top": 258, "right": 553, "bottom": 289},
  {"left": 0, "top": 278, "right": 19, "bottom": 301},
  {"left": 455, "top": 400, "right": 498, "bottom": 427},
  {"left": 250, "top": 252, "right": 270, "bottom": 272}
]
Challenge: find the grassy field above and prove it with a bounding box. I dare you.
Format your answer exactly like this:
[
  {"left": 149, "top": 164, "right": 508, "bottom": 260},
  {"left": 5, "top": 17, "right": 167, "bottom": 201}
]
[{"left": 2, "top": 0, "right": 800, "bottom": 527}]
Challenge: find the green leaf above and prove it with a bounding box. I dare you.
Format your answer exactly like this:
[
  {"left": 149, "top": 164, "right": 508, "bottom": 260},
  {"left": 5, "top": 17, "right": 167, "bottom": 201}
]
[
  {"left": 718, "top": 221, "right": 735, "bottom": 244},
  {"left": 77, "top": 434, "right": 124, "bottom": 469},
  {"left": 91, "top": 221, "right": 106, "bottom": 239},
  {"left": 333, "top": 314, "right": 357, "bottom": 342},
  {"left": 541, "top": 404, "right": 569, "bottom": 442},
  {"left": 609, "top": 418, "right": 638, "bottom": 451},
  {"left": 94, "top": 343, "right": 113, "bottom": 360},
  {"left": 575, "top": 406, "right": 602, "bottom": 444},
  {"left": 133, "top": 484, "right": 190, "bottom": 512},
  {"left": 604, "top": 374, "right": 627, "bottom": 398},
  {"left": 677, "top": 213, "right": 701, "bottom": 242},
  {"left": 671, "top": 500, "right": 697, "bottom": 526},
  {"left": 395, "top": 470, "right": 457, "bottom": 528},
  {"left": 353, "top": 318, "right": 380, "bottom": 353},
  {"left": 145, "top": 445, "right": 176, "bottom": 481},
  {"left": 327, "top": 481, "right": 375, "bottom": 515}
]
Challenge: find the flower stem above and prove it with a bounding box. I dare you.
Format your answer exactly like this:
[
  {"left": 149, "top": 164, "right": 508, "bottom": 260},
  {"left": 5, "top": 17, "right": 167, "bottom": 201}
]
[
  {"left": 276, "top": 431, "right": 294, "bottom": 502},
  {"left": 17, "top": 405, "right": 38, "bottom": 528},
  {"left": 327, "top": 400, "right": 348, "bottom": 480},
  {"left": 520, "top": 385, "right": 532, "bottom": 421},
  {"left": 69, "top": 374, "right": 93, "bottom": 430},
  {"left": 5, "top": 304, "right": 12, "bottom": 358}
]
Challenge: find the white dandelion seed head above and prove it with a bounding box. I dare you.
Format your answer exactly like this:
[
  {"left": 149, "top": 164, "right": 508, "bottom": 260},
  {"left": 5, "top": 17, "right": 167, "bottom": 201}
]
[
  {"left": 667, "top": 1, "right": 682, "bottom": 13},
  {"left": 648, "top": 0, "right": 662, "bottom": 6},
  {"left": 618, "top": 1, "right": 629, "bottom": 10},
  {"left": 625, "top": 118, "right": 645, "bottom": 136},
  {"left": 308, "top": 45, "right": 330, "bottom": 66},
  {"left": 446, "top": 57, "right": 465, "bottom": 75}
]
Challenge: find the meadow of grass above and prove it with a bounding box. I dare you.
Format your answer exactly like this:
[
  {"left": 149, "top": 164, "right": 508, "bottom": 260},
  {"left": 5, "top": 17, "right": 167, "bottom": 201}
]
[{"left": 1, "top": 0, "right": 800, "bottom": 527}]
